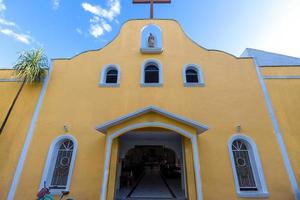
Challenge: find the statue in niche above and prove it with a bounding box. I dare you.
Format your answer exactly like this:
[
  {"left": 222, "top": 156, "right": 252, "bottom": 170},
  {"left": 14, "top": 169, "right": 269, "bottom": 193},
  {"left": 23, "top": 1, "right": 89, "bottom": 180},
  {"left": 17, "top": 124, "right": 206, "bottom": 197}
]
[{"left": 147, "top": 33, "right": 155, "bottom": 48}]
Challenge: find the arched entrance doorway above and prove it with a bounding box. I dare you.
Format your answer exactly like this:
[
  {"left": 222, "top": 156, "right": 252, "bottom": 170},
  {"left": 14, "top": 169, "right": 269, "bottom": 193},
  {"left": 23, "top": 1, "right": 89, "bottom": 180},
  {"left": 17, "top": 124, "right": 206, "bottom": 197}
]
[
  {"left": 96, "top": 106, "right": 209, "bottom": 200},
  {"left": 115, "top": 131, "right": 187, "bottom": 199}
]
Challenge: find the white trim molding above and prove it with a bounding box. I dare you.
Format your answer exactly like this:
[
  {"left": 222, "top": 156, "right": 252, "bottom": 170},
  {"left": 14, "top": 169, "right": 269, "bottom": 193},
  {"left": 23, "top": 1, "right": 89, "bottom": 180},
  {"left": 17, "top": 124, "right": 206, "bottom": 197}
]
[
  {"left": 7, "top": 66, "right": 53, "bottom": 200},
  {"left": 99, "top": 64, "right": 121, "bottom": 87},
  {"left": 140, "top": 59, "right": 163, "bottom": 87},
  {"left": 140, "top": 48, "right": 163, "bottom": 54},
  {"left": 182, "top": 64, "right": 205, "bottom": 87},
  {"left": 0, "top": 78, "right": 22, "bottom": 82},
  {"left": 97, "top": 122, "right": 205, "bottom": 200},
  {"left": 39, "top": 134, "right": 78, "bottom": 195},
  {"left": 96, "top": 106, "right": 209, "bottom": 134},
  {"left": 264, "top": 75, "right": 300, "bottom": 79},
  {"left": 228, "top": 134, "right": 269, "bottom": 198},
  {"left": 252, "top": 58, "right": 300, "bottom": 199}
]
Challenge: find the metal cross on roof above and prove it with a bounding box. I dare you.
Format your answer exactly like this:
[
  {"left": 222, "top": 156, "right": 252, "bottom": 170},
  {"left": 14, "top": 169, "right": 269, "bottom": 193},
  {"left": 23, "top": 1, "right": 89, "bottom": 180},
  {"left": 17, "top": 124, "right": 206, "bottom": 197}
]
[{"left": 133, "top": 0, "right": 171, "bottom": 19}]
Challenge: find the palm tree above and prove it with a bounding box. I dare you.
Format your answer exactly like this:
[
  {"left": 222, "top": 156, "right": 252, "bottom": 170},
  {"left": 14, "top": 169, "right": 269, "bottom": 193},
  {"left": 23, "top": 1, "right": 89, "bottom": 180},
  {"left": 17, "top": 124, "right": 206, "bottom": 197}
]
[{"left": 0, "top": 49, "right": 48, "bottom": 134}]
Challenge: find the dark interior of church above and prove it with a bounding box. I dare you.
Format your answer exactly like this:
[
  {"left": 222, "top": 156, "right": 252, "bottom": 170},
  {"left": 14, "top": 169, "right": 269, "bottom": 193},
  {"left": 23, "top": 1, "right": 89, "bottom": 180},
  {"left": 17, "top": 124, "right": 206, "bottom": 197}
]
[{"left": 116, "top": 145, "right": 186, "bottom": 200}]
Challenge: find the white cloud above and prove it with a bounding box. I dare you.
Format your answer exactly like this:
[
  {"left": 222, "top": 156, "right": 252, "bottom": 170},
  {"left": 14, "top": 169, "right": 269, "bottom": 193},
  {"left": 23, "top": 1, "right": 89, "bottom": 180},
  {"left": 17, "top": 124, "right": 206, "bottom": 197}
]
[
  {"left": 101, "top": 20, "right": 112, "bottom": 32},
  {"left": 0, "top": 0, "right": 6, "bottom": 12},
  {"left": 0, "top": 0, "right": 35, "bottom": 45},
  {"left": 89, "top": 16, "right": 112, "bottom": 36},
  {"left": 0, "top": 18, "right": 15, "bottom": 27},
  {"left": 82, "top": 1, "right": 120, "bottom": 21},
  {"left": 90, "top": 24, "right": 104, "bottom": 37},
  {"left": 52, "top": 0, "right": 60, "bottom": 10},
  {"left": 76, "top": 28, "right": 83, "bottom": 35},
  {"left": 82, "top": 0, "right": 120, "bottom": 38},
  {"left": 82, "top": 3, "right": 100, "bottom": 16},
  {"left": 0, "top": 28, "right": 31, "bottom": 44}
]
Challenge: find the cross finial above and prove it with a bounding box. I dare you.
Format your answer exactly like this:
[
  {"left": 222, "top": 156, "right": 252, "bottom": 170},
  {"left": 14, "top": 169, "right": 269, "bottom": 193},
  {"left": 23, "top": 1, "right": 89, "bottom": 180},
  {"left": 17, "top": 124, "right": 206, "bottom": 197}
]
[{"left": 133, "top": 0, "right": 171, "bottom": 19}]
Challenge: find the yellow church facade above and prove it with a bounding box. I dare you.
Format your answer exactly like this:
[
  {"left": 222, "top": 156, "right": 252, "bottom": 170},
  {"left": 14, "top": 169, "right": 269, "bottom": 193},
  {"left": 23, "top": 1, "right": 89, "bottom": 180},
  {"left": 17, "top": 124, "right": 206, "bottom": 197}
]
[{"left": 1, "top": 19, "right": 300, "bottom": 200}]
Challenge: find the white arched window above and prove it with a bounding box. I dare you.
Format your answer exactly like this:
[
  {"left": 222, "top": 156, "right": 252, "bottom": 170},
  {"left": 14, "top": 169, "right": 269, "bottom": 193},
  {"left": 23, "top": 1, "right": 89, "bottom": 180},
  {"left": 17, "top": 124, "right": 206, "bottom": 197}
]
[
  {"left": 183, "top": 64, "right": 204, "bottom": 87},
  {"left": 40, "top": 135, "right": 77, "bottom": 195},
  {"left": 141, "top": 59, "right": 163, "bottom": 86},
  {"left": 140, "top": 24, "right": 163, "bottom": 54},
  {"left": 228, "top": 135, "right": 268, "bottom": 198},
  {"left": 100, "top": 64, "right": 120, "bottom": 87}
]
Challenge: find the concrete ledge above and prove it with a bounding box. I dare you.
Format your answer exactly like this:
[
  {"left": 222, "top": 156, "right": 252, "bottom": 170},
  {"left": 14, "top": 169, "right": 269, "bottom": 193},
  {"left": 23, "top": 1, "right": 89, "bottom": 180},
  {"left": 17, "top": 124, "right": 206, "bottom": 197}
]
[{"left": 140, "top": 48, "right": 163, "bottom": 54}]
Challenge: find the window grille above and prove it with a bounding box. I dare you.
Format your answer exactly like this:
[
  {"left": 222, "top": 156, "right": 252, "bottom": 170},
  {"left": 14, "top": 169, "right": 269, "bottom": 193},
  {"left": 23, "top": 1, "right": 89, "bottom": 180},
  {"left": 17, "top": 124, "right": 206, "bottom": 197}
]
[
  {"left": 232, "top": 140, "right": 257, "bottom": 191},
  {"left": 50, "top": 140, "right": 74, "bottom": 189},
  {"left": 144, "top": 65, "right": 159, "bottom": 83},
  {"left": 186, "top": 69, "right": 199, "bottom": 83},
  {"left": 106, "top": 69, "right": 118, "bottom": 83}
]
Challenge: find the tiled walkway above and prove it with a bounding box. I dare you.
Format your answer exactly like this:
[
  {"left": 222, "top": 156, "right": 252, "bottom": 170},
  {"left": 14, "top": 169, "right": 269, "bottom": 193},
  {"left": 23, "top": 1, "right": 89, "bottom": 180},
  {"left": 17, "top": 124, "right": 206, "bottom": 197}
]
[
  {"left": 129, "top": 169, "right": 173, "bottom": 199},
  {"left": 116, "top": 167, "right": 186, "bottom": 200}
]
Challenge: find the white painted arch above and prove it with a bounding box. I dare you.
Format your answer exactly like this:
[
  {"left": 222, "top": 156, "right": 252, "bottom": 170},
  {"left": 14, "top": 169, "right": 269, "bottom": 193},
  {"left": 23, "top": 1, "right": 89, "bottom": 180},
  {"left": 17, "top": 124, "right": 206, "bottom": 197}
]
[
  {"left": 182, "top": 64, "right": 205, "bottom": 87},
  {"left": 140, "top": 59, "right": 163, "bottom": 87},
  {"left": 228, "top": 134, "right": 268, "bottom": 198},
  {"left": 39, "top": 134, "right": 78, "bottom": 195},
  {"left": 100, "top": 122, "right": 204, "bottom": 200},
  {"left": 99, "top": 64, "right": 121, "bottom": 87}
]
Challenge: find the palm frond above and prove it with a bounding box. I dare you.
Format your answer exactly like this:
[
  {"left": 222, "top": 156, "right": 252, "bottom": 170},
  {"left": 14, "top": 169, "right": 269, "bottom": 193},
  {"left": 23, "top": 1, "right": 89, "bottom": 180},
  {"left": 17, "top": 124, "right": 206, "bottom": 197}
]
[{"left": 13, "top": 49, "right": 48, "bottom": 83}]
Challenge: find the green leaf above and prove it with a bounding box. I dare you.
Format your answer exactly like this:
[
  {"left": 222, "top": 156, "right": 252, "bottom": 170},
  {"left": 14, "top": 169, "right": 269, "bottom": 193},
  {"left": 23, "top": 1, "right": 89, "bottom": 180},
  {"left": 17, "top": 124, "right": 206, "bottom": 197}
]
[{"left": 13, "top": 49, "right": 48, "bottom": 83}]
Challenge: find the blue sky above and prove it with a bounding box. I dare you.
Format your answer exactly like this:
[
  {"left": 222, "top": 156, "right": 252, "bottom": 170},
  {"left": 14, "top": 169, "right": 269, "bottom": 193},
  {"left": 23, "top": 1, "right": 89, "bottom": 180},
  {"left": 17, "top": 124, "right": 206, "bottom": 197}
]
[{"left": 0, "top": 0, "right": 299, "bottom": 68}]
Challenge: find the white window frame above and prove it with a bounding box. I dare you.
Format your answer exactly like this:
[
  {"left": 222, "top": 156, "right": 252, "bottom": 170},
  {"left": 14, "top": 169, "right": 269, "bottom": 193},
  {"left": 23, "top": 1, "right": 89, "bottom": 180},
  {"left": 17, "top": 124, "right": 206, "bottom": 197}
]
[
  {"left": 99, "top": 64, "right": 120, "bottom": 87},
  {"left": 183, "top": 64, "right": 205, "bottom": 87},
  {"left": 228, "top": 134, "right": 269, "bottom": 198},
  {"left": 141, "top": 59, "right": 163, "bottom": 87},
  {"left": 39, "top": 135, "right": 78, "bottom": 195}
]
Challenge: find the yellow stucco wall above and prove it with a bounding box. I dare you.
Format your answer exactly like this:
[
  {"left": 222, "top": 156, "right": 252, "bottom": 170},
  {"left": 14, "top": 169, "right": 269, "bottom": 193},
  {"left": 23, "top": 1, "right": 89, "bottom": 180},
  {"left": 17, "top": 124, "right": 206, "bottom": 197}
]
[
  {"left": 2, "top": 19, "right": 295, "bottom": 199},
  {"left": 262, "top": 66, "right": 300, "bottom": 190},
  {"left": 261, "top": 66, "right": 300, "bottom": 76},
  {"left": 0, "top": 69, "right": 42, "bottom": 199}
]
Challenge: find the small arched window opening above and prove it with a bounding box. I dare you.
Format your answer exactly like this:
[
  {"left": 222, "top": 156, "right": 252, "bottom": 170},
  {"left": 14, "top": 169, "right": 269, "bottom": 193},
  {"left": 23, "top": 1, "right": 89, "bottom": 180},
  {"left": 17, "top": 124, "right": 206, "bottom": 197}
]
[
  {"left": 228, "top": 135, "right": 268, "bottom": 198},
  {"left": 183, "top": 64, "right": 205, "bottom": 87},
  {"left": 106, "top": 69, "right": 118, "bottom": 84},
  {"left": 186, "top": 69, "right": 199, "bottom": 83},
  {"left": 145, "top": 64, "right": 159, "bottom": 83},
  {"left": 100, "top": 64, "right": 120, "bottom": 87},
  {"left": 141, "top": 59, "right": 163, "bottom": 86}
]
